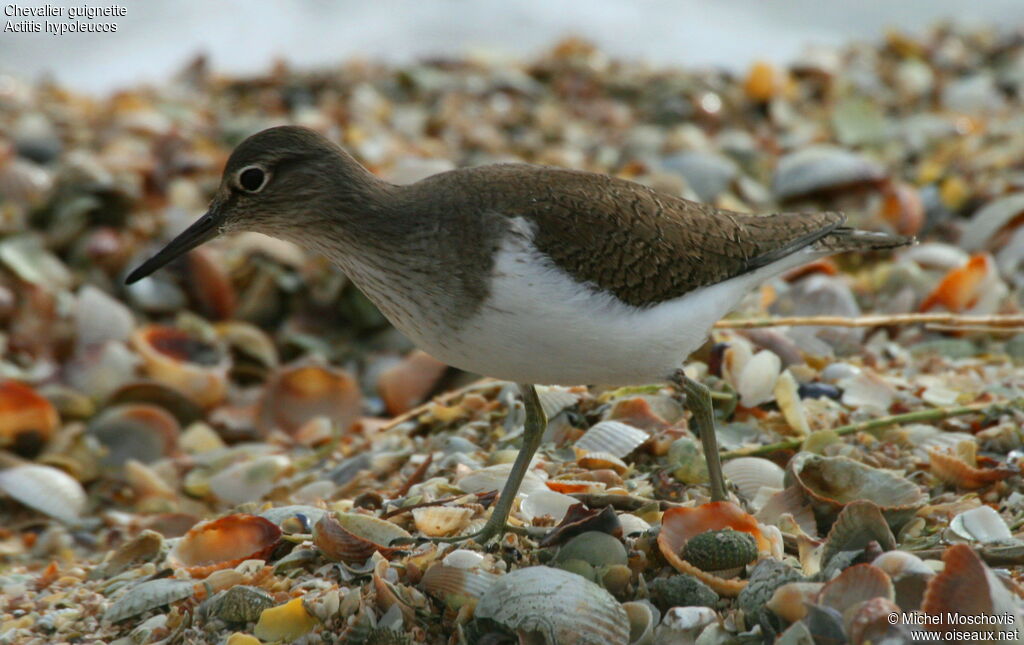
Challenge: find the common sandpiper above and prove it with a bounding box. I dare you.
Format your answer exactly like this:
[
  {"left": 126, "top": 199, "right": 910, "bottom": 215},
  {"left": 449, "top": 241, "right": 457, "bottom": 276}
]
[{"left": 127, "top": 126, "right": 912, "bottom": 543}]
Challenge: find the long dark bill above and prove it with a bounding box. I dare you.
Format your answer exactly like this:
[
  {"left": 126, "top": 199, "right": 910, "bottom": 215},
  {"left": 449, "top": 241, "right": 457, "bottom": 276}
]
[{"left": 124, "top": 211, "right": 220, "bottom": 284}]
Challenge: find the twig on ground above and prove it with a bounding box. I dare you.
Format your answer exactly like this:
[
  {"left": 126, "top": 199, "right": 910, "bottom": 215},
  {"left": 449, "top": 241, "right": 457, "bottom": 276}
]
[{"left": 715, "top": 313, "right": 1024, "bottom": 329}]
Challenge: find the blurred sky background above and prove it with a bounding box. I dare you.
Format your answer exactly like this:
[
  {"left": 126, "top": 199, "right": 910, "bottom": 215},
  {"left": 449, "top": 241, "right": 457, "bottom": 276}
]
[{"left": 4, "top": 0, "right": 1024, "bottom": 94}]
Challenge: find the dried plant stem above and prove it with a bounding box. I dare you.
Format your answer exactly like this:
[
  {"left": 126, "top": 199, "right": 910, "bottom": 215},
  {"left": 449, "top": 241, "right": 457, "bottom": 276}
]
[
  {"left": 721, "top": 400, "right": 1015, "bottom": 460},
  {"left": 909, "top": 544, "right": 1024, "bottom": 567},
  {"left": 714, "top": 313, "right": 1024, "bottom": 329}
]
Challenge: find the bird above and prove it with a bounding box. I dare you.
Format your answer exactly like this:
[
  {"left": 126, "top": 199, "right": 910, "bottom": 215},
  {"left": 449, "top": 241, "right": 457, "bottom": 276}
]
[{"left": 126, "top": 125, "right": 912, "bottom": 543}]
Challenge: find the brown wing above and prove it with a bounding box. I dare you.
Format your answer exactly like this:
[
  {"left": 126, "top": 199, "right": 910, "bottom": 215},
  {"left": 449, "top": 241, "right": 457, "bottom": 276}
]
[{"left": 476, "top": 165, "right": 844, "bottom": 307}]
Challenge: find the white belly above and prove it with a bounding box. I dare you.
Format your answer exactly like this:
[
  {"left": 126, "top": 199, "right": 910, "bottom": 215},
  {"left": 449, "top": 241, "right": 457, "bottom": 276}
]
[{"left": 409, "top": 218, "right": 800, "bottom": 386}]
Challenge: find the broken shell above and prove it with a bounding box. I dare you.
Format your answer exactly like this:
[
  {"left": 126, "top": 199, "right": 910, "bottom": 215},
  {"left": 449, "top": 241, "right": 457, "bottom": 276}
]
[
  {"left": 721, "top": 457, "right": 784, "bottom": 503},
  {"left": 929, "top": 445, "right": 1015, "bottom": 490},
  {"left": 411, "top": 506, "right": 474, "bottom": 537},
  {"left": 773, "top": 145, "right": 886, "bottom": 202},
  {"left": 821, "top": 500, "right": 896, "bottom": 568},
  {"left": 653, "top": 606, "right": 717, "bottom": 644},
  {"left": 215, "top": 321, "right": 279, "bottom": 372},
  {"left": 736, "top": 350, "right": 781, "bottom": 407},
  {"left": 167, "top": 513, "right": 282, "bottom": 578},
  {"left": 378, "top": 350, "right": 448, "bottom": 415},
  {"left": 575, "top": 421, "right": 649, "bottom": 458},
  {"left": 520, "top": 489, "right": 577, "bottom": 523},
  {"left": 420, "top": 563, "right": 499, "bottom": 610},
  {"left": 845, "top": 597, "right": 904, "bottom": 645},
  {"left": 681, "top": 529, "right": 758, "bottom": 572},
  {"left": 622, "top": 601, "right": 657, "bottom": 645},
  {"left": 257, "top": 363, "right": 362, "bottom": 435},
  {"left": 457, "top": 463, "right": 547, "bottom": 497},
  {"left": 103, "top": 578, "right": 196, "bottom": 623},
  {"left": 86, "top": 404, "right": 180, "bottom": 468},
  {"left": 919, "top": 253, "right": 1006, "bottom": 314},
  {"left": 948, "top": 505, "right": 1013, "bottom": 543},
  {"left": 313, "top": 512, "right": 412, "bottom": 564},
  {"left": 475, "top": 566, "right": 630, "bottom": 645},
  {"left": 817, "top": 564, "right": 894, "bottom": 614},
  {"left": 962, "top": 192, "right": 1024, "bottom": 252},
  {"left": 578, "top": 451, "right": 629, "bottom": 475},
  {"left": 0, "top": 463, "right": 86, "bottom": 524},
  {"left": 766, "top": 581, "right": 823, "bottom": 623},
  {"left": 871, "top": 551, "right": 933, "bottom": 611},
  {"left": 253, "top": 597, "right": 317, "bottom": 642},
  {"left": 774, "top": 370, "right": 811, "bottom": 436},
  {"left": 0, "top": 380, "right": 59, "bottom": 457},
  {"left": 785, "top": 453, "right": 926, "bottom": 530},
  {"left": 657, "top": 502, "right": 779, "bottom": 597},
  {"left": 207, "top": 454, "right": 291, "bottom": 505},
  {"left": 132, "top": 325, "right": 229, "bottom": 408}
]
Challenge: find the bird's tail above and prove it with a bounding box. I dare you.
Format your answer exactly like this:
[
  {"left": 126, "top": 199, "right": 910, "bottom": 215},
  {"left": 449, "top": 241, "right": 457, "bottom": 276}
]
[{"left": 813, "top": 227, "right": 915, "bottom": 253}]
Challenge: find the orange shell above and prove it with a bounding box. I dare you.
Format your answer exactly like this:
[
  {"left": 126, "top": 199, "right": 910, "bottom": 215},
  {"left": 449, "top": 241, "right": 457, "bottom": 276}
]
[
  {"left": 168, "top": 513, "right": 281, "bottom": 578},
  {"left": 132, "top": 325, "right": 229, "bottom": 408},
  {"left": 879, "top": 182, "right": 925, "bottom": 236},
  {"left": 545, "top": 480, "right": 606, "bottom": 494},
  {"left": 378, "top": 350, "right": 448, "bottom": 416},
  {"left": 0, "top": 380, "right": 59, "bottom": 452},
  {"left": 921, "top": 544, "right": 1008, "bottom": 634},
  {"left": 817, "top": 563, "right": 894, "bottom": 614},
  {"left": 928, "top": 448, "right": 1014, "bottom": 490},
  {"left": 313, "top": 512, "right": 411, "bottom": 564},
  {"left": 257, "top": 363, "right": 362, "bottom": 435},
  {"left": 657, "top": 502, "right": 773, "bottom": 597},
  {"left": 919, "top": 253, "right": 993, "bottom": 313}
]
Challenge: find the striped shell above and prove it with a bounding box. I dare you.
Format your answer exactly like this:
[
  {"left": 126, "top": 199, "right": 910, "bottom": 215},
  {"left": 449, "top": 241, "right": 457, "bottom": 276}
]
[
  {"left": 420, "top": 563, "right": 499, "bottom": 610},
  {"left": 721, "top": 457, "right": 785, "bottom": 502},
  {"left": 0, "top": 464, "right": 86, "bottom": 524},
  {"left": 313, "top": 512, "right": 411, "bottom": 563},
  {"left": 575, "top": 421, "right": 649, "bottom": 458}
]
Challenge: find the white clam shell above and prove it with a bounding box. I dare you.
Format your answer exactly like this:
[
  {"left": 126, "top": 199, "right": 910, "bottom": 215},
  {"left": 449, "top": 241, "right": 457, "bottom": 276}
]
[
  {"left": 420, "top": 563, "right": 499, "bottom": 610},
  {"left": 75, "top": 285, "right": 135, "bottom": 349},
  {"left": 736, "top": 350, "right": 781, "bottom": 407},
  {"left": 475, "top": 566, "right": 630, "bottom": 645},
  {"left": 655, "top": 606, "right": 717, "bottom": 639},
  {"left": 520, "top": 489, "right": 577, "bottom": 522},
  {"left": 962, "top": 192, "right": 1024, "bottom": 252},
  {"left": 722, "top": 457, "right": 785, "bottom": 503},
  {"left": 871, "top": 551, "right": 933, "bottom": 579},
  {"left": 208, "top": 455, "right": 290, "bottom": 505},
  {"left": 456, "top": 463, "right": 547, "bottom": 498},
  {"left": 949, "top": 506, "right": 1013, "bottom": 543},
  {"left": 0, "top": 464, "right": 86, "bottom": 524},
  {"left": 618, "top": 513, "right": 652, "bottom": 536},
  {"left": 442, "top": 549, "right": 485, "bottom": 569},
  {"left": 575, "top": 421, "right": 649, "bottom": 458}
]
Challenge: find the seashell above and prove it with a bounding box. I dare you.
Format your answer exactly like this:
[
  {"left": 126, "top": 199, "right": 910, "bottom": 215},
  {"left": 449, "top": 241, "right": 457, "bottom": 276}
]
[
  {"left": 457, "top": 463, "right": 547, "bottom": 497},
  {"left": 180, "top": 246, "right": 237, "bottom": 321},
  {"left": 132, "top": 325, "right": 229, "bottom": 408},
  {"left": 554, "top": 531, "right": 628, "bottom": 569},
  {"left": 919, "top": 253, "right": 1006, "bottom": 315},
  {"left": 208, "top": 454, "right": 291, "bottom": 505},
  {"left": 536, "top": 385, "right": 581, "bottom": 419},
  {"left": 658, "top": 502, "right": 781, "bottom": 597},
  {"left": 622, "top": 601, "right": 657, "bottom": 645},
  {"left": 721, "top": 457, "right": 785, "bottom": 503},
  {"left": 817, "top": 563, "right": 894, "bottom": 614},
  {"left": 961, "top": 191, "right": 1024, "bottom": 252},
  {"left": 737, "top": 559, "right": 805, "bottom": 624},
  {"left": 921, "top": 544, "right": 1024, "bottom": 638},
  {"left": 107, "top": 381, "right": 204, "bottom": 426},
  {"left": 420, "top": 563, "right": 499, "bottom": 610},
  {"left": 86, "top": 404, "right": 180, "bottom": 468},
  {"left": 744, "top": 60, "right": 787, "bottom": 102},
  {"left": 774, "top": 370, "right": 811, "bottom": 436},
  {"left": 475, "top": 566, "right": 630, "bottom": 645},
  {"left": 443, "top": 549, "right": 486, "bottom": 569},
  {"left": 215, "top": 321, "right": 279, "bottom": 373},
  {"left": 103, "top": 578, "right": 196, "bottom": 623},
  {"left": 607, "top": 394, "right": 681, "bottom": 430},
  {"left": 667, "top": 437, "right": 708, "bottom": 484},
  {"left": 411, "top": 506, "right": 474, "bottom": 537},
  {"left": 755, "top": 485, "right": 818, "bottom": 537},
  {"left": 74, "top": 285, "right": 135, "bottom": 350},
  {"left": 578, "top": 451, "right": 629, "bottom": 475},
  {"left": 378, "top": 350, "right": 448, "bottom": 415},
  {"left": 766, "top": 581, "right": 824, "bottom": 623},
  {"left": 618, "top": 513, "right": 651, "bottom": 536},
  {"left": 253, "top": 597, "right": 317, "bottom": 642},
  {"left": 785, "top": 453, "right": 926, "bottom": 530},
  {"left": 879, "top": 182, "right": 925, "bottom": 236},
  {"left": 65, "top": 341, "right": 140, "bottom": 401},
  {"left": 929, "top": 444, "right": 1015, "bottom": 490},
  {"left": 520, "top": 489, "right": 577, "bottom": 523},
  {"left": 93, "top": 529, "right": 164, "bottom": 579},
  {"left": 0, "top": 463, "right": 86, "bottom": 524},
  {"left": 313, "top": 512, "right": 411, "bottom": 564},
  {"left": 948, "top": 505, "right": 1013, "bottom": 543},
  {"left": 736, "top": 350, "right": 781, "bottom": 407},
  {"left": 902, "top": 242, "right": 970, "bottom": 271},
  {"left": 259, "top": 504, "right": 328, "bottom": 529},
  {"left": 845, "top": 597, "right": 905, "bottom": 645},
  {"left": 167, "top": 513, "right": 282, "bottom": 578},
  {"left": 871, "top": 551, "right": 933, "bottom": 611},
  {"left": 0, "top": 380, "right": 59, "bottom": 457},
  {"left": 772, "top": 145, "right": 885, "bottom": 202},
  {"left": 575, "top": 421, "right": 649, "bottom": 458},
  {"left": 545, "top": 479, "right": 607, "bottom": 494},
  {"left": 648, "top": 575, "right": 718, "bottom": 612},
  {"left": 661, "top": 150, "right": 738, "bottom": 202},
  {"left": 208, "top": 585, "right": 275, "bottom": 624},
  {"left": 257, "top": 363, "right": 362, "bottom": 435},
  {"left": 0, "top": 234, "right": 71, "bottom": 290},
  {"left": 0, "top": 154, "right": 53, "bottom": 206},
  {"left": 838, "top": 367, "right": 894, "bottom": 413},
  {"left": 681, "top": 529, "right": 758, "bottom": 573},
  {"left": 821, "top": 500, "right": 896, "bottom": 568},
  {"left": 653, "top": 606, "right": 717, "bottom": 643}
]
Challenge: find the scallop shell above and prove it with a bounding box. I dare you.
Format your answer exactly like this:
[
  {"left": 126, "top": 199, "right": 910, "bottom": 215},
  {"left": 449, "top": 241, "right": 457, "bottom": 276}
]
[
  {"left": 785, "top": 452, "right": 926, "bottom": 530},
  {"left": 766, "top": 582, "right": 823, "bottom": 623},
  {"left": 378, "top": 350, "right": 448, "bottom": 415},
  {"left": 871, "top": 551, "right": 933, "bottom": 611},
  {"left": 846, "top": 597, "right": 905, "bottom": 645},
  {"left": 0, "top": 380, "right": 59, "bottom": 457},
  {"left": 167, "top": 514, "right": 282, "bottom": 578},
  {"left": 921, "top": 544, "right": 1024, "bottom": 637},
  {"left": 657, "top": 502, "right": 780, "bottom": 597},
  {"left": 821, "top": 500, "right": 897, "bottom": 568},
  {"left": 475, "top": 566, "right": 630, "bottom": 645},
  {"left": 313, "top": 512, "right": 412, "bottom": 564},
  {"left": 411, "top": 506, "right": 474, "bottom": 537},
  {"left": 928, "top": 445, "right": 1015, "bottom": 490},
  {"left": 419, "top": 563, "right": 499, "bottom": 610},
  {"left": 132, "top": 325, "right": 229, "bottom": 408},
  {"left": 721, "top": 457, "right": 785, "bottom": 503},
  {"left": 817, "top": 563, "right": 894, "bottom": 614},
  {"left": 536, "top": 385, "right": 581, "bottom": 419},
  {"left": 457, "top": 463, "right": 547, "bottom": 497},
  {"left": 0, "top": 463, "right": 86, "bottom": 524},
  {"left": 575, "top": 421, "right": 649, "bottom": 458},
  {"left": 578, "top": 451, "right": 629, "bottom": 475},
  {"left": 86, "top": 404, "right": 180, "bottom": 467},
  {"left": 257, "top": 363, "right": 362, "bottom": 435}
]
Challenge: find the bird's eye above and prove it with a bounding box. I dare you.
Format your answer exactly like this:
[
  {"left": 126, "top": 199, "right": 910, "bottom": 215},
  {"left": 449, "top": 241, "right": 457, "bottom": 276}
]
[{"left": 238, "top": 166, "right": 267, "bottom": 192}]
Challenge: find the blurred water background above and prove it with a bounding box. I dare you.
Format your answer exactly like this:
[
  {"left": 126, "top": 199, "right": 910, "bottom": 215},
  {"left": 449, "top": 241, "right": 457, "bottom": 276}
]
[{"left": 3, "top": 0, "right": 1024, "bottom": 94}]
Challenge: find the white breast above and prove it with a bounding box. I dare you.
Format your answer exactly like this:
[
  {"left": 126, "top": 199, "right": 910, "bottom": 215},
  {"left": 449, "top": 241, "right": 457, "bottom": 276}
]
[{"left": 416, "top": 217, "right": 812, "bottom": 386}]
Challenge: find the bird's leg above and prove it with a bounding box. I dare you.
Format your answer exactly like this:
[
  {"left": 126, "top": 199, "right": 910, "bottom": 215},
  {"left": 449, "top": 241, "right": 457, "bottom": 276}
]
[
  {"left": 670, "top": 370, "right": 727, "bottom": 502},
  {"left": 432, "top": 383, "right": 547, "bottom": 544}
]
